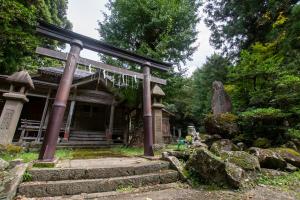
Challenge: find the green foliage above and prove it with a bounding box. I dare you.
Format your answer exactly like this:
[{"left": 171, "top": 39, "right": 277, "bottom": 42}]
[
  {"left": 238, "top": 108, "right": 288, "bottom": 145},
  {"left": 116, "top": 185, "right": 133, "bottom": 192},
  {"left": 224, "top": 5, "right": 300, "bottom": 145},
  {"left": 99, "top": 0, "right": 201, "bottom": 128},
  {"left": 99, "top": 0, "right": 201, "bottom": 65},
  {"left": 257, "top": 170, "right": 300, "bottom": 189},
  {"left": 253, "top": 138, "right": 272, "bottom": 148},
  {"left": 163, "top": 75, "right": 196, "bottom": 128},
  {"left": 240, "top": 108, "right": 287, "bottom": 120},
  {"left": 192, "top": 54, "right": 229, "bottom": 121},
  {"left": 185, "top": 135, "right": 193, "bottom": 144},
  {"left": 5, "top": 144, "right": 23, "bottom": 154},
  {"left": 204, "top": 0, "right": 298, "bottom": 57},
  {"left": 22, "top": 171, "right": 32, "bottom": 182},
  {"left": 287, "top": 129, "right": 300, "bottom": 140},
  {"left": 0, "top": 0, "right": 71, "bottom": 74}
]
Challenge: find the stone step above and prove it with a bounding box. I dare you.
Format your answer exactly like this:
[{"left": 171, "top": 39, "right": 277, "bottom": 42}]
[
  {"left": 24, "top": 183, "right": 180, "bottom": 200},
  {"left": 18, "top": 170, "right": 179, "bottom": 198},
  {"left": 69, "top": 137, "right": 107, "bottom": 141},
  {"left": 71, "top": 131, "right": 105, "bottom": 135},
  {"left": 60, "top": 141, "right": 110, "bottom": 145},
  {"left": 69, "top": 134, "right": 106, "bottom": 138},
  {"left": 28, "top": 160, "right": 170, "bottom": 181},
  {"left": 70, "top": 133, "right": 106, "bottom": 137}
]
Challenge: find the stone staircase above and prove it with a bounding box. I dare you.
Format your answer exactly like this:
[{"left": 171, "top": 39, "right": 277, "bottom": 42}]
[
  {"left": 17, "top": 159, "right": 179, "bottom": 198},
  {"left": 69, "top": 130, "right": 107, "bottom": 142},
  {"left": 58, "top": 131, "right": 111, "bottom": 148}
]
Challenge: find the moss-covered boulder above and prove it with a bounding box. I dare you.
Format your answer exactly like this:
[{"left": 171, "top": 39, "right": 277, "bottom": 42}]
[
  {"left": 204, "top": 113, "right": 239, "bottom": 138},
  {"left": 249, "top": 147, "right": 287, "bottom": 170},
  {"left": 200, "top": 133, "right": 222, "bottom": 147},
  {"left": 225, "top": 162, "right": 245, "bottom": 188},
  {"left": 220, "top": 151, "right": 260, "bottom": 171},
  {"left": 253, "top": 138, "right": 271, "bottom": 148},
  {"left": 186, "top": 147, "right": 245, "bottom": 188},
  {"left": 210, "top": 139, "right": 239, "bottom": 156},
  {"left": 273, "top": 148, "right": 300, "bottom": 168}
]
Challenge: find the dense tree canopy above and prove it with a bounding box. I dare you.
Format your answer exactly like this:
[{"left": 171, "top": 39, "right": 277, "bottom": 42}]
[
  {"left": 204, "top": 0, "right": 299, "bottom": 57},
  {"left": 99, "top": 0, "right": 201, "bottom": 66},
  {"left": 99, "top": 0, "right": 202, "bottom": 129},
  {"left": 0, "top": 0, "right": 71, "bottom": 74},
  {"left": 192, "top": 54, "right": 229, "bottom": 121}
]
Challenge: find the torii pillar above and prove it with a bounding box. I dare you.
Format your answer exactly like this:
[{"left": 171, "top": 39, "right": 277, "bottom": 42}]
[
  {"left": 143, "top": 64, "right": 154, "bottom": 156},
  {"left": 39, "top": 39, "right": 83, "bottom": 161}
]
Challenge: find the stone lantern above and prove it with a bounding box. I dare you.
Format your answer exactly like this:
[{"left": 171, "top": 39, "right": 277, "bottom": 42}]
[
  {"left": 151, "top": 84, "right": 165, "bottom": 144},
  {"left": 0, "top": 71, "right": 34, "bottom": 145}
]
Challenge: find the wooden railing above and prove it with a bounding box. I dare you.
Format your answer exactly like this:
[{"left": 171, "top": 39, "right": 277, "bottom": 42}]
[{"left": 18, "top": 119, "right": 65, "bottom": 142}]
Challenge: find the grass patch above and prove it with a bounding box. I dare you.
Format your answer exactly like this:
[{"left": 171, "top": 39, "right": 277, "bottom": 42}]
[
  {"left": 0, "top": 149, "right": 73, "bottom": 163},
  {"left": 116, "top": 185, "right": 134, "bottom": 192},
  {"left": 257, "top": 170, "right": 300, "bottom": 188},
  {"left": 22, "top": 171, "right": 32, "bottom": 182},
  {"left": 0, "top": 144, "right": 180, "bottom": 163}
]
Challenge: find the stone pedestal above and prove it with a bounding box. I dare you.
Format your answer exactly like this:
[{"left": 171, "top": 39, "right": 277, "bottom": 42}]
[
  {"left": 152, "top": 103, "right": 164, "bottom": 144},
  {"left": 0, "top": 93, "right": 28, "bottom": 145},
  {"left": 151, "top": 84, "right": 166, "bottom": 144}
]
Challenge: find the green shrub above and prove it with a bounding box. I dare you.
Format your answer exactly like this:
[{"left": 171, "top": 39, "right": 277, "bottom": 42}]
[
  {"left": 239, "top": 108, "right": 288, "bottom": 145},
  {"left": 6, "top": 144, "right": 23, "bottom": 154},
  {"left": 22, "top": 171, "right": 32, "bottom": 182},
  {"left": 185, "top": 135, "right": 193, "bottom": 144},
  {"left": 240, "top": 108, "right": 287, "bottom": 120},
  {"left": 253, "top": 138, "right": 272, "bottom": 148},
  {"left": 287, "top": 129, "right": 300, "bottom": 139}
]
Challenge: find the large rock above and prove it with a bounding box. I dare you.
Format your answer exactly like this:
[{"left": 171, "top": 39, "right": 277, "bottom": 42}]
[
  {"left": 211, "top": 81, "right": 232, "bottom": 115},
  {"left": 186, "top": 147, "right": 244, "bottom": 188},
  {"left": 200, "top": 134, "right": 222, "bottom": 147},
  {"left": 225, "top": 162, "right": 245, "bottom": 188},
  {"left": 163, "top": 156, "right": 187, "bottom": 181},
  {"left": 220, "top": 151, "right": 260, "bottom": 171},
  {"left": 0, "top": 159, "right": 9, "bottom": 171},
  {"left": 166, "top": 150, "right": 190, "bottom": 161},
  {"left": 210, "top": 139, "right": 239, "bottom": 156},
  {"left": 249, "top": 147, "right": 287, "bottom": 170},
  {"left": 204, "top": 113, "right": 239, "bottom": 138},
  {"left": 273, "top": 148, "right": 300, "bottom": 168}
]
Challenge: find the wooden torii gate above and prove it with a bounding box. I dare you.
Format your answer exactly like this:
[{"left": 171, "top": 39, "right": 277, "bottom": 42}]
[{"left": 36, "top": 21, "right": 171, "bottom": 161}]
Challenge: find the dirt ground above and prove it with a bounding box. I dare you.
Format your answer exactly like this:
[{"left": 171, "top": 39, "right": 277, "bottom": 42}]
[
  {"left": 92, "top": 184, "right": 299, "bottom": 200},
  {"left": 24, "top": 182, "right": 299, "bottom": 200}
]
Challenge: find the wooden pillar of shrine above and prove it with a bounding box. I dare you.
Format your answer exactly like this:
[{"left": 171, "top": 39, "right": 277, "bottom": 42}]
[
  {"left": 63, "top": 89, "right": 77, "bottom": 141},
  {"left": 106, "top": 101, "right": 115, "bottom": 142},
  {"left": 36, "top": 89, "right": 51, "bottom": 142},
  {"left": 64, "top": 100, "right": 76, "bottom": 141}
]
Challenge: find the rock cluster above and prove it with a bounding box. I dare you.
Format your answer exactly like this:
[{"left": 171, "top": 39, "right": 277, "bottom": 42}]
[{"left": 183, "top": 141, "right": 300, "bottom": 188}]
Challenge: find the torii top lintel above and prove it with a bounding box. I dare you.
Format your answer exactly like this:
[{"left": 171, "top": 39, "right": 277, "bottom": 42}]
[{"left": 36, "top": 21, "right": 172, "bottom": 71}]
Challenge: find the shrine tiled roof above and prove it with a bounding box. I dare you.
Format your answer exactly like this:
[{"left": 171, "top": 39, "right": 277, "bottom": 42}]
[{"left": 38, "top": 67, "right": 94, "bottom": 80}]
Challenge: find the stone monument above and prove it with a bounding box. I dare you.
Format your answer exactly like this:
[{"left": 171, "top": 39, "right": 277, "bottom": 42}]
[
  {"left": 187, "top": 125, "right": 207, "bottom": 148},
  {"left": 0, "top": 71, "right": 34, "bottom": 145},
  {"left": 152, "top": 84, "right": 165, "bottom": 144},
  {"left": 211, "top": 81, "right": 232, "bottom": 115}
]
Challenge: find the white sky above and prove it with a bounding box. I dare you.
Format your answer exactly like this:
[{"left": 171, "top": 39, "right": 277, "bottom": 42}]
[{"left": 66, "top": 0, "right": 215, "bottom": 76}]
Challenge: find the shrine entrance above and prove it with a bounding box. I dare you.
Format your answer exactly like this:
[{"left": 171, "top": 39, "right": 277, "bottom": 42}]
[{"left": 35, "top": 21, "right": 171, "bottom": 161}]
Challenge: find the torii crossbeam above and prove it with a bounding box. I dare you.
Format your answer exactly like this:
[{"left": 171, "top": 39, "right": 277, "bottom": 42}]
[{"left": 36, "top": 21, "right": 172, "bottom": 161}]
